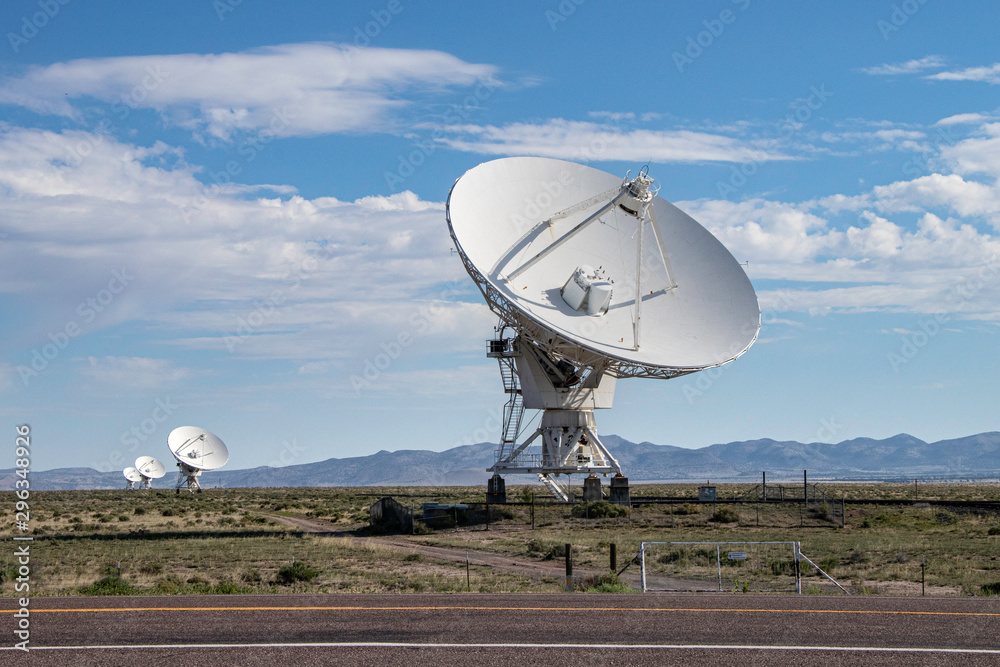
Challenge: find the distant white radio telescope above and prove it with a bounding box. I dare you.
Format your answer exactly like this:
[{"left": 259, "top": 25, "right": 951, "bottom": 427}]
[
  {"left": 446, "top": 157, "right": 759, "bottom": 502},
  {"left": 167, "top": 426, "right": 229, "bottom": 492},
  {"left": 123, "top": 466, "right": 142, "bottom": 490},
  {"left": 134, "top": 455, "right": 166, "bottom": 490}
]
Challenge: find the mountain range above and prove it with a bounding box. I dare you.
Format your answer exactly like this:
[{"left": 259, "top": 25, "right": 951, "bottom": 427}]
[{"left": 6, "top": 432, "right": 1000, "bottom": 491}]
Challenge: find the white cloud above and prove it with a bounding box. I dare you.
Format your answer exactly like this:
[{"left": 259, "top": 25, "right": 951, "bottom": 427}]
[
  {"left": 928, "top": 63, "right": 1000, "bottom": 85},
  {"left": 936, "top": 112, "right": 990, "bottom": 126},
  {"left": 0, "top": 43, "right": 498, "bottom": 140},
  {"left": 435, "top": 119, "right": 792, "bottom": 163},
  {"left": 78, "top": 356, "right": 195, "bottom": 388},
  {"left": 0, "top": 125, "right": 489, "bottom": 378},
  {"left": 860, "top": 56, "right": 946, "bottom": 76},
  {"left": 678, "top": 198, "right": 836, "bottom": 263},
  {"left": 845, "top": 212, "right": 902, "bottom": 258},
  {"left": 872, "top": 173, "right": 1000, "bottom": 223},
  {"left": 939, "top": 123, "right": 1000, "bottom": 178}
]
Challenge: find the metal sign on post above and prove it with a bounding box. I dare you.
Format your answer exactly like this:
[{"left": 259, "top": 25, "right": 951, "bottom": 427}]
[{"left": 728, "top": 552, "right": 747, "bottom": 560}]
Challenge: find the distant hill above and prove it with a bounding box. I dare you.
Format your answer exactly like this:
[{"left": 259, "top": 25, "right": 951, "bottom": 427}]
[{"left": 7, "top": 432, "right": 1000, "bottom": 491}]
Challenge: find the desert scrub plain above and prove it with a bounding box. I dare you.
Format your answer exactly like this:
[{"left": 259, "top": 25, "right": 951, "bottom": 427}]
[{"left": 3, "top": 483, "right": 1000, "bottom": 597}]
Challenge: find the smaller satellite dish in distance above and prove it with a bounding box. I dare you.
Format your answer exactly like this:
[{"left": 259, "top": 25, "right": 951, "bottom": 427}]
[
  {"left": 167, "top": 426, "right": 230, "bottom": 471},
  {"left": 123, "top": 467, "right": 142, "bottom": 482},
  {"left": 135, "top": 455, "right": 166, "bottom": 479}
]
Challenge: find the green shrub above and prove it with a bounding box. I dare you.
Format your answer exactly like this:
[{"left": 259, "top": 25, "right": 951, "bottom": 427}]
[
  {"left": 240, "top": 568, "right": 262, "bottom": 584},
  {"left": 276, "top": 561, "right": 319, "bottom": 585},
  {"left": 818, "top": 556, "right": 839, "bottom": 573},
  {"left": 670, "top": 503, "right": 699, "bottom": 515},
  {"left": 770, "top": 560, "right": 794, "bottom": 576},
  {"left": 154, "top": 576, "right": 182, "bottom": 594},
  {"left": 988, "top": 526, "right": 1000, "bottom": 536},
  {"left": 981, "top": 582, "right": 1000, "bottom": 596},
  {"left": 571, "top": 501, "right": 628, "bottom": 519},
  {"left": 711, "top": 507, "right": 739, "bottom": 523},
  {"left": 139, "top": 561, "right": 164, "bottom": 575},
  {"left": 580, "top": 573, "right": 631, "bottom": 593},
  {"left": 80, "top": 576, "right": 138, "bottom": 596},
  {"left": 412, "top": 521, "right": 435, "bottom": 535}
]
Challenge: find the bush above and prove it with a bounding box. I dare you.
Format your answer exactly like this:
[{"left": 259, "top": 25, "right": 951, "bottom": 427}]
[
  {"left": 670, "top": 503, "right": 699, "bottom": 515},
  {"left": 711, "top": 507, "right": 739, "bottom": 523},
  {"left": 80, "top": 576, "right": 138, "bottom": 596},
  {"left": 240, "top": 568, "right": 262, "bottom": 584},
  {"left": 412, "top": 521, "right": 435, "bottom": 535},
  {"left": 981, "top": 582, "right": 1000, "bottom": 596},
  {"left": 139, "top": 561, "right": 164, "bottom": 575},
  {"left": 526, "top": 540, "right": 566, "bottom": 561},
  {"left": 988, "top": 526, "right": 1000, "bottom": 536},
  {"left": 154, "top": 576, "right": 182, "bottom": 594},
  {"left": 580, "top": 573, "right": 631, "bottom": 593},
  {"left": 570, "top": 501, "right": 628, "bottom": 519},
  {"left": 276, "top": 561, "right": 319, "bottom": 585}
]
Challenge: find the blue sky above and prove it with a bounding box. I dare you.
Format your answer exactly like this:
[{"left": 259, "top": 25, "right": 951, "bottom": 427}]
[{"left": 2, "top": 1, "right": 1000, "bottom": 474}]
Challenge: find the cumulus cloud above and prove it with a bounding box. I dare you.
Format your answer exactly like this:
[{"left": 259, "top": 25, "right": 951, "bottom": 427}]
[
  {"left": 0, "top": 43, "right": 498, "bottom": 140},
  {"left": 0, "top": 125, "right": 489, "bottom": 387}
]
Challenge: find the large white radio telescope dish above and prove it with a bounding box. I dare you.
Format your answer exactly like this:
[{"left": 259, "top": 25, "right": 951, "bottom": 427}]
[
  {"left": 446, "top": 157, "right": 759, "bottom": 502},
  {"left": 167, "top": 426, "right": 229, "bottom": 492}
]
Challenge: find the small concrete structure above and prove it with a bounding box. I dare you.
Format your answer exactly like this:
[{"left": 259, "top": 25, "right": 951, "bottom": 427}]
[
  {"left": 369, "top": 496, "right": 413, "bottom": 532},
  {"left": 582, "top": 475, "right": 602, "bottom": 502},
  {"left": 487, "top": 475, "right": 506, "bottom": 504},
  {"left": 609, "top": 474, "right": 630, "bottom": 506}
]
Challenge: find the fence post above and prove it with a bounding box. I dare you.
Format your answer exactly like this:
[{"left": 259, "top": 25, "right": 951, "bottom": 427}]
[
  {"left": 716, "top": 545, "right": 722, "bottom": 592},
  {"left": 565, "top": 544, "right": 573, "bottom": 592},
  {"left": 610, "top": 543, "right": 617, "bottom": 572},
  {"left": 640, "top": 544, "right": 647, "bottom": 592},
  {"left": 794, "top": 541, "right": 802, "bottom": 594}
]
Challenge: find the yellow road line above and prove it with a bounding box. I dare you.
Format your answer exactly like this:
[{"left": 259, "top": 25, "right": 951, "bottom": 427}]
[{"left": 2, "top": 605, "right": 1000, "bottom": 617}]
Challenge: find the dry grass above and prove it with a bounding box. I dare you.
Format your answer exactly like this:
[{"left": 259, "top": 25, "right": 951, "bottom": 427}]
[{"left": 3, "top": 483, "right": 1000, "bottom": 596}]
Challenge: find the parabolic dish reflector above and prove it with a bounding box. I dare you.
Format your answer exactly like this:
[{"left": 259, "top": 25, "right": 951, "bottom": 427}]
[
  {"left": 123, "top": 467, "right": 143, "bottom": 482},
  {"left": 167, "top": 426, "right": 229, "bottom": 471},
  {"left": 135, "top": 456, "right": 166, "bottom": 479},
  {"left": 446, "top": 157, "right": 759, "bottom": 374}
]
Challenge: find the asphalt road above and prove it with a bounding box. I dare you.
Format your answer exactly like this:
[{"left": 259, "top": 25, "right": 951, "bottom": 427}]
[{"left": 3, "top": 593, "right": 1000, "bottom": 665}]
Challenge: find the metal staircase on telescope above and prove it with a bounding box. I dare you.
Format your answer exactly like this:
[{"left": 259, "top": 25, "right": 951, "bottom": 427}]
[
  {"left": 488, "top": 330, "right": 524, "bottom": 465},
  {"left": 537, "top": 473, "right": 570, "bottom": 502}
]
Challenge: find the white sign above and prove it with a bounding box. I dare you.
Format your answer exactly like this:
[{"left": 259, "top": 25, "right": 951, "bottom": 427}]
[{"left": 728, "top": 552, "right": 747, "bottom": 560}]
